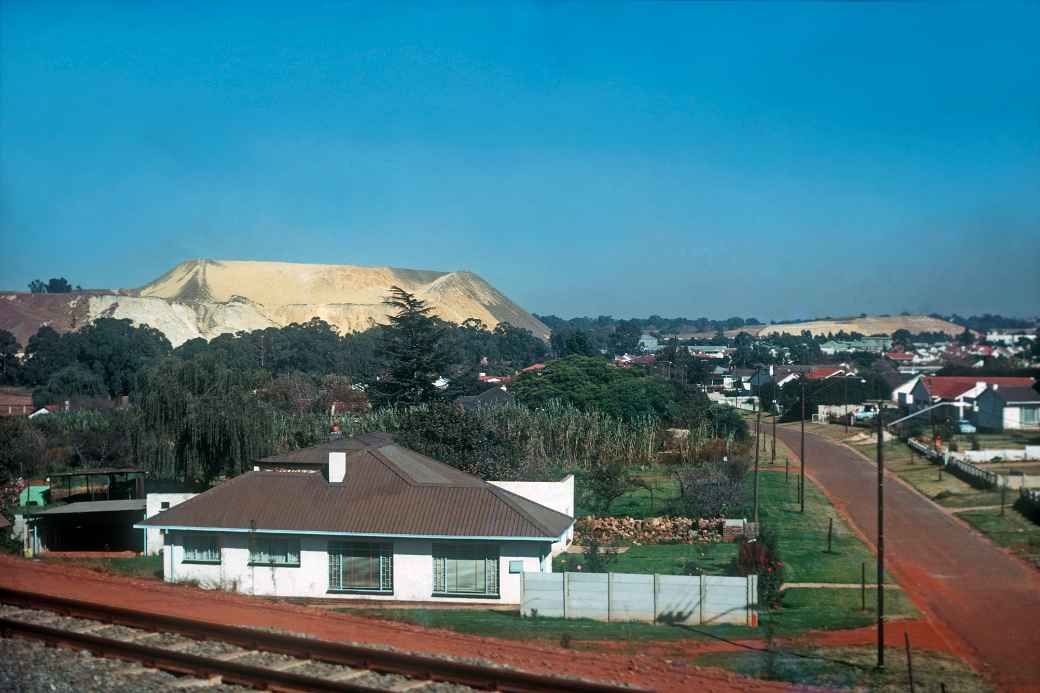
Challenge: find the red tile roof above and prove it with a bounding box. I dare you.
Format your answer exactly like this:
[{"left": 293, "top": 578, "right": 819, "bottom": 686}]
[
  {"left": 806, "top": 367, "right": 843, "bottom": 380},
  {"left": 922, "top": 376, "right": 1035, "bottom": 400}
]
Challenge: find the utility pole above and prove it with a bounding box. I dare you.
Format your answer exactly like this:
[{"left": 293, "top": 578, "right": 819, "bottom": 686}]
[
  {"left": 844, "top": 373, "right": 849, "bottom": 434},
  {"left": 877, "top": 402, "right": 886, "bottom": 669},
  {"left": 754, "top": 394, "right": 761, "bottom": 523},
  {"left": 753, "top": 368, "right": 761, "bottom": 523},
  {"left": 800, "top": 380, "right": 806, "bottom": 513},
  {"left": 771, "top": 403, "right": 777, "bottom": 465}
]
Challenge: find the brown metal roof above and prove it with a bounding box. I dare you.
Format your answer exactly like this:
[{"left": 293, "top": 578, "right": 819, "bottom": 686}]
[{"left": 141, "top": 433, "right": 572, "bottom": 539}]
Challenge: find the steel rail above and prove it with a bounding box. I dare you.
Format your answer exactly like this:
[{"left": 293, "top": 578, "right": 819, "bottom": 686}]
[
  {"left": 0, "top": 617, "right": 385, "bottom": 693},
  {"left": 0, "top": 587, "right": 640, "bottom": 692}
]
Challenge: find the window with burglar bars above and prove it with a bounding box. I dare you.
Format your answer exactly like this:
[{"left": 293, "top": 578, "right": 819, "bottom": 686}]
[
  {"left": 183, "top": 534, "right": 220, "bottom": 563},
  {"left": 433, "top": 544, "right": 499, "bottom": 597},
  {"left": 248, "top": 536, "right": 300, "bottom": 566},
  {"left": 328, "top": 542, "right": 393, "bottom": 593}
]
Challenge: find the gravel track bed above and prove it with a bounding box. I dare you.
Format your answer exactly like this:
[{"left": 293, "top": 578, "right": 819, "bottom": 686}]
[
  {"left": 0, "top": 636, "right": 250, "bottom": 692},
  {"left": 1, "top": 604, "right": 482, "bottom": 691}
]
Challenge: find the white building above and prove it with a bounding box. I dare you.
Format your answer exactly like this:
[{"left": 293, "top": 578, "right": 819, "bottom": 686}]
[{"left": 137, "top": 433, "right": 574, "bottom": 605}]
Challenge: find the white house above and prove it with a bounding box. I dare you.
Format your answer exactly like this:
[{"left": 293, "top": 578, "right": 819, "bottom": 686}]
[
  {"left": 638, "top": 334, "right": 661, "bottom": 353},
  {"left": 974, "top": 385, "right": 1040, "bottom": 431},
  {"left": 891, "top": 375, "right": 922, "bottom": 408},
  {"left": 136, "top": 433, "right": 574, "bottom": 605}
]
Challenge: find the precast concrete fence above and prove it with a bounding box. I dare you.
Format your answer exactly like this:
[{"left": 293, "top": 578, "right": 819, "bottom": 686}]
[{"left": 521, "top": 572, "right": 758, "bottom": 626}]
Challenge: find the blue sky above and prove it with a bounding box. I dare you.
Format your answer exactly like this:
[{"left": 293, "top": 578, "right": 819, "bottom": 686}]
[{"left": 2, "top": 2, "right": 1037, "bottom": 320}]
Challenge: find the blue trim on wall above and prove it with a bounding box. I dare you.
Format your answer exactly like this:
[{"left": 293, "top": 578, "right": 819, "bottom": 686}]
[{"left": 133, "top": 524, "right": 563, "bottom": 542}]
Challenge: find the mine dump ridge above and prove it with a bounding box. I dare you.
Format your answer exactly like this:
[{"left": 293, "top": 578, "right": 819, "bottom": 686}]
[{"left": 0, "top": 587, "right": 637, "bottom": 693}]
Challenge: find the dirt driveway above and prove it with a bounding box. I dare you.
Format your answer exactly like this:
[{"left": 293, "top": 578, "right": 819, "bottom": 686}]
[{"left": 776, "top": 426, "right": 1040, "bottom": 692}]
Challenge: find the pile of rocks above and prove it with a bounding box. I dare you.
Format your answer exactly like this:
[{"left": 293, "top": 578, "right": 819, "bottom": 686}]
[{"left": 575, "top": 516, "right": 728, "bottom": 545}]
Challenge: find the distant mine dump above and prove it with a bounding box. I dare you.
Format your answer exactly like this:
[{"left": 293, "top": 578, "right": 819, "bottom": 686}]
[{"left": 0, "top": 259, "right": 550, "bottom": 346}]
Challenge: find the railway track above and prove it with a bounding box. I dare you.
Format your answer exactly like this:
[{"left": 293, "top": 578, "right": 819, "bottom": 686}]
[{"left": 0, "top": 587, "right": 640, "bottom": 693}]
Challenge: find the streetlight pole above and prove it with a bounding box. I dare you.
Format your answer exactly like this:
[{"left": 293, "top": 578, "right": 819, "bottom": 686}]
[
  {"left": 800, "top": 380, "right": 806, "bottom": 513},
  {"left": 877, "top": 402, "right": 886, "bottom": 669}
]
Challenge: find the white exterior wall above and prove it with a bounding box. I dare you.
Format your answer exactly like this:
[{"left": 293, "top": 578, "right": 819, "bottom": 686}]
[
  {"left": 162, "top": 532, "right": 549, "bottom": 604},
  {"left": 1004, "top": 406, "right": 1022, "bottom": 431},
  {"left": 144, "top": 493, "right": 197, "bottom": 555},
  {"left": 489, "top": 476, "right": 575, "bottom": 555}
]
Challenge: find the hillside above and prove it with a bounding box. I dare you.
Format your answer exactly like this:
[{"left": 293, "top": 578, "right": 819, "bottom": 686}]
[
  {"left": 0, "top": 259, "right": 550, "bottom": 347},
  {"left": 680, "top": 314, "right": 964, "bottom": 340},
  {"left": 756, "top": 315, "right": 963, "bottom": 338}
]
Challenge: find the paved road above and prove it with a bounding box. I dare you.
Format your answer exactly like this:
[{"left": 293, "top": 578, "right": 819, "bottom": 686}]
[{"left": 776, "top": 427, "right": 1040, "bottom": 692}]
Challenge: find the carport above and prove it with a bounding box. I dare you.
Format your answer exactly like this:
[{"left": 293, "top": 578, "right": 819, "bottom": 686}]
[{"left": 27, "top": 499, "right": 146, "bottom": 554}]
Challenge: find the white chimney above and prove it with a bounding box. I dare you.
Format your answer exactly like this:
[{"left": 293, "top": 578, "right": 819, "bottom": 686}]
[
  {"left": 993, "top": 383, "right": 999, "bottom": 391},
  {"left": 328, "top": 452, "right": 346, "bottom": 483}
]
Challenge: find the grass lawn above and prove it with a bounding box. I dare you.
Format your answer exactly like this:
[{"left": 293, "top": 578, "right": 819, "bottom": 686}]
[
  {"left": 39, "top": 554, "right": 162, "bottom": 579},
  {"left": 342, "top": 587, "right": 917, "bottom": 644},
  {"left": 554, "top": 541, "right": 738, "bottom": 576},
  {"left": 763, "top": 588, "right": 917, "bottom": 636},
  {"left": 696, "top": 645, "right": 990, "bottom": 692},
  {"left": 955, "top": 507, "right": 1040, "bottom": 563},
  {"left": 344, "top": 606, "right": 756, "bottom": 644},
  {"left": 751, "top": 471, "right": 885, "bottom": 584},
  {"left": 949, "top": 431, "right": 1040, "bottom": 451}
]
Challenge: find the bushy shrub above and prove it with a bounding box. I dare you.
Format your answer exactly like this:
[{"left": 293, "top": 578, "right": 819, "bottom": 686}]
[{"left": 734, "top": 527, "right": 783, "bottom": 609}]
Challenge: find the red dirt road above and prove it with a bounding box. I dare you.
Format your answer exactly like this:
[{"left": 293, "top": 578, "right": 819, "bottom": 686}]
[
  {"left": 776, "top": 426, "right": 1040, "bottom": 692},
  {"left": 0, "top": 556, "right": 781, "bottom": 693}
]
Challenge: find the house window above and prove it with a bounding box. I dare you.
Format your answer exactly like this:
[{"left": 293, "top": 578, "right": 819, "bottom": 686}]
[
  {"left": 1022, "top": 406, "right": 1040, "bottom": 426},
  {"left": 433, "top": 544, "right": 499, "bottom": 597},
  {"left": 183, "top": 534, "right": 220, "bottom": 564},
  {"left": 249, "top": 536, "right": 300, "bottom": 567},
  {"left": 328, "top": 542, "right": 393, "bottom": 593}
]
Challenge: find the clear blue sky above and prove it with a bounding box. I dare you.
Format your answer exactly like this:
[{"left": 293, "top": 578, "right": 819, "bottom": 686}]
[{"left": 2, "top": 2, "right": 1037, "bottom": 320}]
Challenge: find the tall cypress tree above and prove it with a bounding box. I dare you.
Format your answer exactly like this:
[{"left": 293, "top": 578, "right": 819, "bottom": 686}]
[{"left": 372, "top": 286, "right": 449, "bottom": 407}]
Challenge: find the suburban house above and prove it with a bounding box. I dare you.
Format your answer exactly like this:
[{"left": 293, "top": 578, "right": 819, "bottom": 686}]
[
  {"left": 907, "top": 376, "right": 1037, "bottom": 417},
  {"left": 638, "top": 334, "right": 661, "bottom": 353},
  {"left": 137, "top": 432, "right": 575, "bottom": 604},
  {"left": 891, "top": 375, "right": 923, "bottom": 408},
  {"left": 0, "top": 387, "right": 34, "bottom": 417},
  {"left": 686, "top": 345, "right": 730, "bottom": 360},
  {"left": 819, "top": 337, "right": 892, "bottom": 355},
  {"left": 974, "top": 385, "right": 1040, "bottom": 432}
]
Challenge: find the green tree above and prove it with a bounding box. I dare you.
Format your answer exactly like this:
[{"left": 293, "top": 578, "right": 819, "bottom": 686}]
[
  {"left": 891, "top": 329, "right": 913, "bottom": 350},
  {"left": 0, "top": 330, "right": 20, "bottom": 385},
  {"left": 32, "top": 364, "right": 107, "bottom": 408},
  {"left": 27, "top": 279, "right": 47, "bottom": 293},
  {"left": 20, "top": 326, "right": 76, "bottom": 386},
  {"left": 135, "top": 355, "right": 280, "bottom": 483},
  {"left": 75, "top": 318, "right": 172, "bottom": 396},
  {"left": 46, "top": 277, "right": 73, "bottom": 293},
  {"left": 371, "top": 287, "right": 450, "bottom": 407}
]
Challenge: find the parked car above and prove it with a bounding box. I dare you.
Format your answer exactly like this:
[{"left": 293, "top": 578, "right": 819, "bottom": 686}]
[
  {"left": 957, "top": 419, "right": 977, "bottom": 434},
  {"left": 853, "top": 404, "right": 878, "bottom": 422}
]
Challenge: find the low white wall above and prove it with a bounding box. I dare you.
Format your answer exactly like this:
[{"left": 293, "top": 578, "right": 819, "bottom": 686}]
[
  {"left": 163, "top": 533, "right": 549, "bottom": 604},
  {"left": 949, "top": 447, "right": 1040, "bottom": 463},
  {"left": 489, "top": 476, "right": 575, "bottom": 555},
  {"left": 144, "top": 493, "right": 197, "bottom": 555}
]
